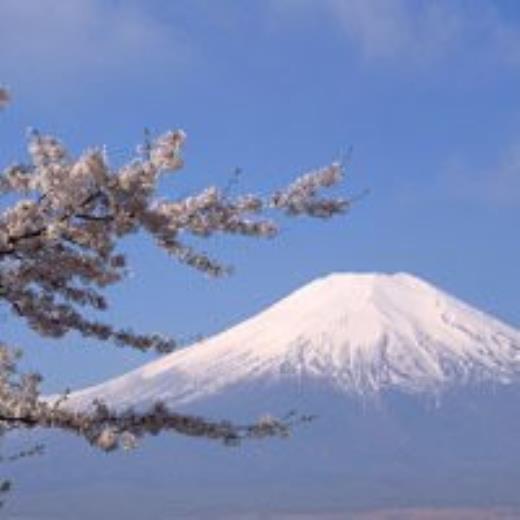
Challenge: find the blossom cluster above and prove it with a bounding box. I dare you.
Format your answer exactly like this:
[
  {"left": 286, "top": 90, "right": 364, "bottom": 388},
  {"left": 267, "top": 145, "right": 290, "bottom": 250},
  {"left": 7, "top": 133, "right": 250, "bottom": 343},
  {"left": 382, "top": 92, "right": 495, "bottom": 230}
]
[
  {"left": 0, "top": 343, "right": 300, "bottom": 453},
  {"left": 0, "top": 117, "right": 346, "bottom": 352},
  {"left": 0, "top": 88, "right": 345, "bottom": 460}
]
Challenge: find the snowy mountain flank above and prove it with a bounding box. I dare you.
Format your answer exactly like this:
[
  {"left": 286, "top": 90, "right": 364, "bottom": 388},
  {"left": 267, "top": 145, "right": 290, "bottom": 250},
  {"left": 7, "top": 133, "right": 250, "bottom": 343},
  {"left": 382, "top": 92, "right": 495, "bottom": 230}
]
[
  {"left": 67, "top": 272, "right": 520, "bottom": 410},
  {"left": 22, "top": 273, "right": 520, "bottom": 517}
]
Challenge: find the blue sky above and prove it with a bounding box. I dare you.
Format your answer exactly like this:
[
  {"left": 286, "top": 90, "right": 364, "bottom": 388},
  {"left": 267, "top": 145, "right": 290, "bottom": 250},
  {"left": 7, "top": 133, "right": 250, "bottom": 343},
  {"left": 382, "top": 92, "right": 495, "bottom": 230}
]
[{"left": 1, "top": 0, "right": 519, "bottom": 392}]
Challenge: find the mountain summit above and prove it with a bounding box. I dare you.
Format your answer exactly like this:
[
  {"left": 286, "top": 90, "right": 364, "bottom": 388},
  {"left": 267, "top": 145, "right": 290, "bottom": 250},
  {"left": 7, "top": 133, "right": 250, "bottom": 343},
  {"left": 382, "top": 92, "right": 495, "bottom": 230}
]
[{"left": 68, "top": 272, "right": 520, "bottom": 409}]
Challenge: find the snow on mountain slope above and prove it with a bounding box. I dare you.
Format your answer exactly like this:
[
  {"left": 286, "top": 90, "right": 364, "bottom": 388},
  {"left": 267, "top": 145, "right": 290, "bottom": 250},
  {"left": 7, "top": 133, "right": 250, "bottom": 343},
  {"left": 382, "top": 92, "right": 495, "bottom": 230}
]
[{"left": 67, "top": 272, "right": 520, "bottom": 410}]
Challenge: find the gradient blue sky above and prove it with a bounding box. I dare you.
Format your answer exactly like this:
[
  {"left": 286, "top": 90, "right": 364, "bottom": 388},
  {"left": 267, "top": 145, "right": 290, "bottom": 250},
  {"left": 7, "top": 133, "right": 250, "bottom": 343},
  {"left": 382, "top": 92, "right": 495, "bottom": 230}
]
[{"left": 1, "top": 0, "right": 519, "bottom": 392}]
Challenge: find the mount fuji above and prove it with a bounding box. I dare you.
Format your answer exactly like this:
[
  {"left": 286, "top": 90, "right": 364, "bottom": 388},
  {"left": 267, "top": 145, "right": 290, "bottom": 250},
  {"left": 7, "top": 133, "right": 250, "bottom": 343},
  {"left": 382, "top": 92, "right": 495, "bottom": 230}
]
[
  {"left": 15, "top": 273, "right": 520, "bottom": 518},
  {"left": 67, "top": 272, "right": 520, "bottom": 412}
]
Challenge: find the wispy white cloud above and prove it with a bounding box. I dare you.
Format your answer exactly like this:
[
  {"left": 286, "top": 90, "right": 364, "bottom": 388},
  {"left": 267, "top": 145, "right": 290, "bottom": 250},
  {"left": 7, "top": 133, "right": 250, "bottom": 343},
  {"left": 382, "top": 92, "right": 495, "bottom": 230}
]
[
  {"left": 444, "top": 142, "right": 520, "bottom": 208},
  {"left": 272, "top": 0, "right": 520, "bottom": 69},
  {"left": 399, "top": 141, "right": 520, "bottom": 209},
  {"left": 0, "top": 0, "right": 190, "bottom": 88},
  {"left": 329, "top": 0, "right": 461, "bottom": 64}
]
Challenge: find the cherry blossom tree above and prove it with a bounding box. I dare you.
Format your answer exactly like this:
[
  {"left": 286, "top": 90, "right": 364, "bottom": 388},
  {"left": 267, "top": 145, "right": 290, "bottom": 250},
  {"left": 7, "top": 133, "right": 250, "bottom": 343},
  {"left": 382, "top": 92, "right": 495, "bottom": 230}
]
[{"left": 0, "top": 85, "right": 348, "bottom": 497}]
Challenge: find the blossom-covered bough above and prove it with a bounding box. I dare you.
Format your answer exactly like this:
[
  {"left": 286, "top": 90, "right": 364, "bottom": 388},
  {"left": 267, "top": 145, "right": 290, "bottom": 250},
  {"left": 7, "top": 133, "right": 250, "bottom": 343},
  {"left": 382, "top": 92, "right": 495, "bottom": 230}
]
[{"left": 0, "top": 85, "right": 348, "bottom": 497}]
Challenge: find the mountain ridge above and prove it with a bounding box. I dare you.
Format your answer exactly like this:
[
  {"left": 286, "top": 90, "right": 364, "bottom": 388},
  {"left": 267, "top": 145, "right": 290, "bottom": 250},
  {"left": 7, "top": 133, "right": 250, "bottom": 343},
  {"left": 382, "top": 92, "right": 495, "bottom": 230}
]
[{"left": 64, "top": 272, "right": 520, "bottom": 411}]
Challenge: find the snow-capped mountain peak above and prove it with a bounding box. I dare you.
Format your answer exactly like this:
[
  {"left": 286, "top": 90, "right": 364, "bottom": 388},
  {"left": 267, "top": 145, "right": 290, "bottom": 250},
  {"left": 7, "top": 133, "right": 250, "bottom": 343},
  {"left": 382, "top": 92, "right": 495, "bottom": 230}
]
[{"left": 67, "top": 272, "right": 520, "bottom": 409}]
